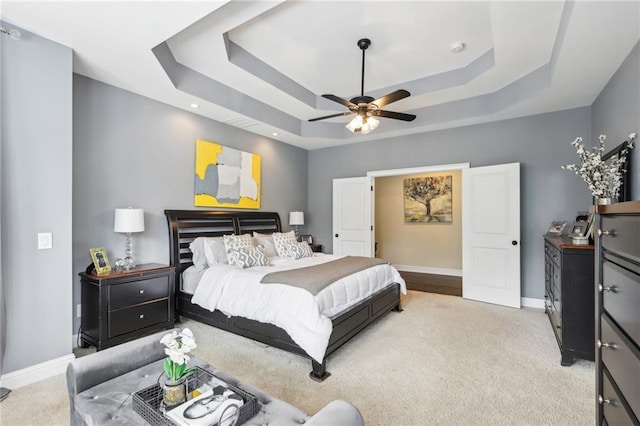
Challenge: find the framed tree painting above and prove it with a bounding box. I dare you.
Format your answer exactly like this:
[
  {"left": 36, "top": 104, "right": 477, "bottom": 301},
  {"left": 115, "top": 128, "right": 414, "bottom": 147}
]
[{"left": 404, "top": 175, "right": 453, "bottom": 222}]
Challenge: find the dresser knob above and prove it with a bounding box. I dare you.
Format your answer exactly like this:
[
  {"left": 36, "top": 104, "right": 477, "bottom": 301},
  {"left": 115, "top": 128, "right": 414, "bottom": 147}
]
[
  {"left": 598, "top": 284, "right": 617, "bottom": 293},
  {"left": 597, "top": 340, "right": 616, "bottom": 349},
  {"left": 598, "top": 229, "right": 615, "bottom": 237},
  {"left": 139, "top": 314, "right": 145, "bottom": 319},
  {"left": 598, "top": 395, "right": 611, "bottom": 405}
]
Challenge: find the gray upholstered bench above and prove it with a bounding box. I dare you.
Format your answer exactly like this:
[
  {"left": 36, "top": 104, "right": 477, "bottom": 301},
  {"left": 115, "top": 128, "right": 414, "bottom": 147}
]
[{"left": 66, "top": 330, "right": 364, "bottom": 426}]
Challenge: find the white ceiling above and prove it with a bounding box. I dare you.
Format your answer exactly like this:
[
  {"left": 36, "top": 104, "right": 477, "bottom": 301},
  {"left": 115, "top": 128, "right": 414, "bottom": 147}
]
[{"left": 2, "top": 1, "right": 639, "bottom": 150}]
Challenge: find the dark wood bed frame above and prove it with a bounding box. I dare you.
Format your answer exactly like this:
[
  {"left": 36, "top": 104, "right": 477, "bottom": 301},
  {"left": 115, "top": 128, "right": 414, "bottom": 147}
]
[{"left": 165, "top": 209, "right": 402, "bottom": 381}]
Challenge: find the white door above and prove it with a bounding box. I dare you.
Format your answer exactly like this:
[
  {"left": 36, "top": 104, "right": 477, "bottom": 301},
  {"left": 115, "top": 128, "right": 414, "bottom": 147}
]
[
  {"left": 462, "top": 163, "right": 521, "bottom": 308},
  {"left": 332, "top": 177, "right": 373, "bottom": 256}
]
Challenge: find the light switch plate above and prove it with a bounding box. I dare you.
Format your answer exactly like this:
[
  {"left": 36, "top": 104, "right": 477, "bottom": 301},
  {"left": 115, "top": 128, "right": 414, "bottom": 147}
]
[{"left": 38, "top": 232, "right": 52, "bottom": 250}]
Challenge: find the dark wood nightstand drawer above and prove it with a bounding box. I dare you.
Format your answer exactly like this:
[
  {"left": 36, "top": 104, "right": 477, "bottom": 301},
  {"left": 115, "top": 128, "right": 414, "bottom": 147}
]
[
  {"left": 110, "top": 276, "right": 170, "bottom": 309},
  {"left": 601, "top": 315, "right": 640, "bottom": 420},
  {"left": 602, "top": 368, "right": 637, "bottom": 426},
  {"left": 601, "top": 216, "right": 640, "bottom": 264},
  {"left": 109, "top": 300, "right": 169, "bottom": 338},
  {"left": 80, "top": 263, "right": 175, "bottom": 350},
  {"left": 603, "top": 261, "right": 640, "bottom": 347}
]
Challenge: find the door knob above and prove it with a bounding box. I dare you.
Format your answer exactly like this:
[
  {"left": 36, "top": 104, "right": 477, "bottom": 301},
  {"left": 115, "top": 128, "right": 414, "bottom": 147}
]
[
  {"left": 512, "top": 241, "right": 518, "bottom": 246},
  {"left": 335, "top": 234, "right": 339, "bottom": 238}
]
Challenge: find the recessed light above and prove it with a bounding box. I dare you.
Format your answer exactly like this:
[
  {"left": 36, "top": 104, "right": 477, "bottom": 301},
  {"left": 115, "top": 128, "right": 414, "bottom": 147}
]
[
  {"left": 190, "top": 103, "right": 199, "bottom": 108},
  {"left": 272, "top": 132, "right": 279, "bottom": 137},
  {"left": 450, "top": 42, "right": 465, "bottom": 53}
]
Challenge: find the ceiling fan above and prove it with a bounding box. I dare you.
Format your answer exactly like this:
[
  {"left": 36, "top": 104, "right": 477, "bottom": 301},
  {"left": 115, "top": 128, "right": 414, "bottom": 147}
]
[{"left": 309, "top": 38, "right": 416, "bottom": 134}]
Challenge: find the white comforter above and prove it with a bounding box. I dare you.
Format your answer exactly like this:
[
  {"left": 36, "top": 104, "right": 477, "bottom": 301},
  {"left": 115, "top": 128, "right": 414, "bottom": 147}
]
[{"left": 190, "top": 253, "right": 407, "bottom": 363}]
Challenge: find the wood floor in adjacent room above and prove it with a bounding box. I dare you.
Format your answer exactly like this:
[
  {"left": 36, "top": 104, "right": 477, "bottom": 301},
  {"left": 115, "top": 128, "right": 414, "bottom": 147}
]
[{"left": 399, "top": 270, "right": 462, "bottom": 296}]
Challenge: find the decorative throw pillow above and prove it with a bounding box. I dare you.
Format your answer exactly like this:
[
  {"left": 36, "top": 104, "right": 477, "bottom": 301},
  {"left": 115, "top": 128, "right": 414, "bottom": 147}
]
[
  {"left": 202, "top": 236, "right": 228, "bottom": 266},
  {"left": 272, "top": 231, "right": 298, "bottom": 257},
  {"left": 252, "top": 232, "right": 278, "bottom": 257},
  {"left": 227, "top": 247, "right": 270, "bottom": 269},
  {"left": 284, "top": 242, "right": 314, "bottom": 260},
  {"left": 223, "top": 234, "right": 253, "bottom": 254}
]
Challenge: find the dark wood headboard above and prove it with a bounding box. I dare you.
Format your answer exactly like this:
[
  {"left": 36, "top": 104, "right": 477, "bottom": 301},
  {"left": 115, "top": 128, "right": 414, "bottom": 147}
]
[{"left": 164, "top": 210, "right": 282, "bottom": 275}]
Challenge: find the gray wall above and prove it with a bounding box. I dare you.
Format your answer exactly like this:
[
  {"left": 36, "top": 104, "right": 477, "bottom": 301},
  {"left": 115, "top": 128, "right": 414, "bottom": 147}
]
[
  {"left": 1, "top": 24, "right": 73, "bottom": 373},
  {"left": 591, "top": 41, "right": 640, "bottom": 199},
  {"left": 72, "top": 76, "right": 309, "bottom": 332},
  {"left": 308, "top": 108, "right": 593, "bottom": 299}
]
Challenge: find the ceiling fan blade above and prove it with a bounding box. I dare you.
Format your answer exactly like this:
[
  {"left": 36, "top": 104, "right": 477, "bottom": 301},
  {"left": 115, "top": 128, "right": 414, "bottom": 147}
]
[
  {"left": 371, "top": 89, "right": 411, "bottom": 108},
  {"left": 308, "top": 111, "right": 355, "bottom": 122},
  {"left": 372, "top": 109, "right": 417, "bottom": 121},
  {"left": 322, "top": 94, "right": 357, "bottom": 109}
]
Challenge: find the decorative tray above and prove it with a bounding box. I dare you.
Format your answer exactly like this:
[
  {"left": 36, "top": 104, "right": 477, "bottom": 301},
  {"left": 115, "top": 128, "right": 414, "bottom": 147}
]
[{"left": 133, "top": 367, "right": 259, "bottom": 426}]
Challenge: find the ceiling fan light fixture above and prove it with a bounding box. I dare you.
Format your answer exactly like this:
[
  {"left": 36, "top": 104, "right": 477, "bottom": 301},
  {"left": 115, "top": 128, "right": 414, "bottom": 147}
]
[
  {"left": 346, "top": 115, "right": 380, "bottom": 134},
  {"left": 360, "top": 117, "right": 380, "bottom": 134},
  {"left": 346, "top": 115, "right": 364, "bottom": 132}
]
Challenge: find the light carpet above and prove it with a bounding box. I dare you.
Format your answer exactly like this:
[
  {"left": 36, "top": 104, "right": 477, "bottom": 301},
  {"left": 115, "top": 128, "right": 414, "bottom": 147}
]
[{"left": 0, "top": 291, "right": 594, "bottom": 425}]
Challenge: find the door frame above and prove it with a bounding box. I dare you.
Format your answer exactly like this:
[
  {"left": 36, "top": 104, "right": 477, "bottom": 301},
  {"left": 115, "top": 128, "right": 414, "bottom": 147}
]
[{"left": 367, "top": 163, "right": 470, "bottom": 264}]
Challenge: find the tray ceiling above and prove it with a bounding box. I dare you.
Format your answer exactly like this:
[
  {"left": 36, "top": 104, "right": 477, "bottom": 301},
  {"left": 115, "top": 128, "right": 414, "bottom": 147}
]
[{"left": 2, "top": 1, "right": 639, "bottom": 149}]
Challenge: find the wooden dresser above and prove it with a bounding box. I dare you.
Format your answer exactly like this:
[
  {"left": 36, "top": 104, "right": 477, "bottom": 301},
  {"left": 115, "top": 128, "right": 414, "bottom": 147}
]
[
  {"left": 595, "top": 201, "right": 640, "bottom": 425},
  {"left": 543, "top": 236, "right": 595, "bottom": 366}
]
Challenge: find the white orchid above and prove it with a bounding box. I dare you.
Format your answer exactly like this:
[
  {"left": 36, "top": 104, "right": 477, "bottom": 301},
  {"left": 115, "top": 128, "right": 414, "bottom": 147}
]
[
  {"left": 161, "top": 327, "right": 196, "bottom": 382},
  {"left": 563, "top": 133, "right": 635, "bottom": 199}
]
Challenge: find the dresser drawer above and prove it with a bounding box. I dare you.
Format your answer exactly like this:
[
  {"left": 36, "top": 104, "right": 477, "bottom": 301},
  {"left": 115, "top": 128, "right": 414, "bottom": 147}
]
[
  {"left": 109, "top": 276, "right": 170, "bottom": 309},
  {"left": 601, "top": 216, "right": 640, "bottom": 264},
  {"left": 600, "top": 315, "right": 640, "bottom": 420},
  {"left": 602, "top": 368, "right": 637, "bottom": 426},
  {"left": 108, "top": 300, "right": 169, "bottom": 338},
  {"left": 603, "top": 261, "right": 640, "bottom": 347},
  {"left": 549, "top": 309, "right": 562, "bottom": 344},
  {"left": 546, "top": 242, "right": 561, "bottom": 267}
]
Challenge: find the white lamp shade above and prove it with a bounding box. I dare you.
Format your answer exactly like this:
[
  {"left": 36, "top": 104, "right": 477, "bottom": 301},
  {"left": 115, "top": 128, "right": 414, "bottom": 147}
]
[
  {"left": 289, "top": 211, "right": 304, "bottom": 226},
  {"left": 114, "top": 208, "right": 145, "bottom": 233}
]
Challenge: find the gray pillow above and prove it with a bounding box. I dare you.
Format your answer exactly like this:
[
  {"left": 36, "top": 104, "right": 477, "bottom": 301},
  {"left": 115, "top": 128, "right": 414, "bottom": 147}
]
[
  {"left": 252, "top": 232, "right": 278, "bottom": 257},
  {"left": 203, "top": 236, "right": 229, "bottom": 266}
]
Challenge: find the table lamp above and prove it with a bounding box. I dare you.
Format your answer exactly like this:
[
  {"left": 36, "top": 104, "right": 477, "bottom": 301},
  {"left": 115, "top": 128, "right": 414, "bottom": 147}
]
[
  {"left": 289, "top": 211, "right": 304, "bottom": 241},
  {"left": 114, "top": 208, "right": 145, "bottom": 270}
]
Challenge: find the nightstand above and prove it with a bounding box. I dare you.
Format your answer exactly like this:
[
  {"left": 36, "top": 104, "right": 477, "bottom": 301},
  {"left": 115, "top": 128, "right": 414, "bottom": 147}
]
[
  {"left": 79, "top": 263, "right": 175, "bottom": 350},
  {"left": 310, "top": 244, "right": 323, "bottom": 253}
]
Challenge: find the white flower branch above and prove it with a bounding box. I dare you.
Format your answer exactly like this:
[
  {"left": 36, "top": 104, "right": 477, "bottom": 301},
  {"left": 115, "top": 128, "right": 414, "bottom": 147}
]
[{"left": 562, "top": 133, "right": 635, "bottom": 199}]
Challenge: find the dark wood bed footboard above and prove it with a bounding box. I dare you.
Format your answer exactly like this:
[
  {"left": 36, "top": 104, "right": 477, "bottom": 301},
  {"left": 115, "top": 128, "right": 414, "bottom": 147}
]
[{"left": 165, "top": 209, "right": 403, "bottom": 381}]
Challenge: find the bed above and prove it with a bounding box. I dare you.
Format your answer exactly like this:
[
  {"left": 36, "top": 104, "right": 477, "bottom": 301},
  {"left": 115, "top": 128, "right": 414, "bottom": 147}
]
[{"left": 165, "top": 209, "right": 405, "bottom": 381}]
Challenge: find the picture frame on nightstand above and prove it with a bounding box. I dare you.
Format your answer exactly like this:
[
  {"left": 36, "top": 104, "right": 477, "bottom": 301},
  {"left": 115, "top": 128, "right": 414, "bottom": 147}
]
[
  {"left": 546, "top": 221, "right": 567, "bottom": 236},
  {"left": 301, "top": 235, "right": 313, "bottom": 244},
  {"left": 89, "top": 247, "right": 111, "bottom": 275}
]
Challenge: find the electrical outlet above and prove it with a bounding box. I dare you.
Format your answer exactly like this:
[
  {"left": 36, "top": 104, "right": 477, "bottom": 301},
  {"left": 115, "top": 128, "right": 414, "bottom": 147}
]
[
  {"left": 76, "top": 304, "right": 81, "bottom": 318},
  {"left": 38, "top": 232, "right": 53, "bottom": 250}
]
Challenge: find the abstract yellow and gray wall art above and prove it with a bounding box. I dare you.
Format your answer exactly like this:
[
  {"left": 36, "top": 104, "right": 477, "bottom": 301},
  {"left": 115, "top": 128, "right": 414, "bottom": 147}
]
[{"left": 194, "top": 139, "right": 261, "bottom": 209}]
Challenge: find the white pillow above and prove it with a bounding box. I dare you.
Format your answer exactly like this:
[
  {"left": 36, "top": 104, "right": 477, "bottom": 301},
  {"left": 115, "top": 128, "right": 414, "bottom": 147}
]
[
  {"left": 227, "top": 247, "right": 270, "bottom": 268},
  {"left": 272, "top": 231, "right": 298, "bottom": 257},
  {"left": 203, "top": 236, "right": 228, "bottom": 266},
  {"left": 223, "top": 234, "right": 253, "bottom": 254},
  {"left": 190, "top": 237, "right": 228, "bottom": 272},
  {"left": 284, "top": 242, "right": 314, "bottom": 260},
  {"left": 252, "top": 232, "right": 278, "bottom": 258},
  {"left": 189, "top": 238, "right": 209, "bottom": 272}
]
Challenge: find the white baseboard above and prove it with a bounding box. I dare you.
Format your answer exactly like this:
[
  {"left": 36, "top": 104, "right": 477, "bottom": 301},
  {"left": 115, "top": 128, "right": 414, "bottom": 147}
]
[
  {"left": 521, "top": 297, "right": 545, "bottom": 309},
  {"left": 0, "top": 353, "right": 76, "bottom": 390},
  {"left": 393, "top": 265, "right": 462, "bottom": 277}
]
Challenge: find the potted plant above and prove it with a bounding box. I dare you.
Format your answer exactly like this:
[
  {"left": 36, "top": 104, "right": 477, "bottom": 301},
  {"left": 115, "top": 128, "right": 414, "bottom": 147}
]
[{"left": 160, "top": 328, "right": 197, "bottom": 407}]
